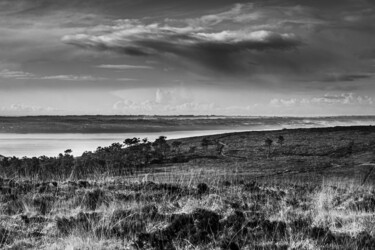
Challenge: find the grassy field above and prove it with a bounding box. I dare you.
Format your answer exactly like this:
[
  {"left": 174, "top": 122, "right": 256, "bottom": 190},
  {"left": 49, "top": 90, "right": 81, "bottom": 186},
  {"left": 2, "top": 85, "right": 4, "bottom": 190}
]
[{"left": 1, "top": 126, "right": 375, "bottom": 249}]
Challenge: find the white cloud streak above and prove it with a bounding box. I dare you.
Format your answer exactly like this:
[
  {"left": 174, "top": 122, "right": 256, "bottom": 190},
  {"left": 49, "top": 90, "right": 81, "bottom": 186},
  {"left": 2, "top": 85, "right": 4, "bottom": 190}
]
[
  {"left": 1, "top": 104, "right": 59, "bottom": 113},
  {"left": 0, "top": 69, "right": 106, "bottom": 81},
  {"left": 96, "top": 64, "right": 154, "bottom": 70},
  {"left": 111, "top": 87, "right": 260, "bottom": 115},
  {"left": 270, "top": 93, "right": 374, "bottom": 107},
  {"left": 40, "top": 75, "right": 105, "bottom": 81},
  {"left": 0, "top": 69, "right": 34, "bottom": 79}
]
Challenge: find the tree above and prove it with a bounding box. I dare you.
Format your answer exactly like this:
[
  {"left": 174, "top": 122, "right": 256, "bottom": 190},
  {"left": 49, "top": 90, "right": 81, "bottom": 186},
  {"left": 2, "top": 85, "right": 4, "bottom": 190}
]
[
  {"left": 152, "top": 136, "right": 170, "bottom": 161},
  {"left": 109, "top": 142, "right": 123, "bottom": 151},
  {"left": 216, "top": 141, "right": 226, "bottom": 156},
  {"left": 277, "top": 136, "right": 285, "bottom": 146},
  {"left": 264, "top": 138, "right": 273, "bottom": 158},
  {"left": 347, "top": 140, "right": 354, "bottom": 155},
  {"left": 141, "top": 140, "right": 153, "bottom": 165},
  {"left": 172, "top": 141, "right": 182, "bottom": 154},
  {"left": 188, "top": 146, "right": 197, "bottom": 154},
  {"left": 201, "top": 138, "right": 213, "bottom": 151},
  {"left": 64, "top": 149, "right": 72, "bottom": 155},
  {"left": 124, "top": 137, "right": 140, "bottom": 147}
]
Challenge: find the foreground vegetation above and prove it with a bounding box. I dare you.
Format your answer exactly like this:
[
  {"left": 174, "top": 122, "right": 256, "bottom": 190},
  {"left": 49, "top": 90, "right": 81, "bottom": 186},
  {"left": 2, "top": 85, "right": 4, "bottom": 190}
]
[{"left": 0, "top": 126, "right": 375, "bottom": 249}]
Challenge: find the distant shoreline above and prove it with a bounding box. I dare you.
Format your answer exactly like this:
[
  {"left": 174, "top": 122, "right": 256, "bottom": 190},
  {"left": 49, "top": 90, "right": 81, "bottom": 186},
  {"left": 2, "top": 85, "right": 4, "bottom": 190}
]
[
  {"left": 0, "top": 115, "right": 374, "bottom": 118},
  {"left": 1, "top": 125, "right": 375, "bottom": 158},
  {"left": 0, "top": 115, "right": 374, "bottom": 134}
]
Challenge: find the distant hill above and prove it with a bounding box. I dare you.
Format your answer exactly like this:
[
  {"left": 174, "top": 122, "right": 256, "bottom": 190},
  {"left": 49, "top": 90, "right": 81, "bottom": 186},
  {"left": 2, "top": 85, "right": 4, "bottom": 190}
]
[{"left": 0, "top": 115, "right": 374, "bottom": 133}]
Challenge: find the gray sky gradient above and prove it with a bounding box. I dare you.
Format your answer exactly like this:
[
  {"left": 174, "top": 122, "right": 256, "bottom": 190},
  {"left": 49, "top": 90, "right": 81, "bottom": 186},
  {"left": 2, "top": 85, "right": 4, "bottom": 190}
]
[{"left": 0, "top": 0, "right": 374, "bottom": 115}]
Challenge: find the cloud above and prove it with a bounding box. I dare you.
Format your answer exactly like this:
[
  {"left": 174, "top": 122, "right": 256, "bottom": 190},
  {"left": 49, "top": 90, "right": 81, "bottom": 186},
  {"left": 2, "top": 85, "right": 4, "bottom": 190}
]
[
  {"left": 112, "top": 99, "right": 216, "bottom": 115},
  {"left": 0, "top": 70, "right": 105, "bottom": 81},
  {"left": 270, "top": 98, "right": 298, "bottom": 107},
  {"left": 40, "top": 75, "right": 105, "bottom": 81},
  {"left": 320, "top": 73, "right": 374, "bottom": 82},
  {"left": 116, "top": 78, "right": 139, "bottom": 81},
  {"left": 60, "top": 1, "right": 375, "bottom": 85},
  {"left": 113, "top": 100, "right": 153, "bottom": 112},
  {"left": 270, "top": 93, "right": 374, "bottom": 107},
  {"left": 180, "top": 3, "right": 261, "bottom": 27},
  {"left": 0, "top": 69, "right": 34, "bottom": 79},
  {"left": 155, "top": 88, "right": 192, "bottom": 104},
  {"left": 63, "top": 24, "right": 301, "bottom": 54},
  {"left": 2, "top": 0, "right": 375, "bottom": 111},
  {"left": 96, "top": 64, "right": 153, "bottom": 70},
  {"left": 1, "top": 103, "right": 59, "bottom": 114},
  {"left": 111, "top": 86, "right": 262, "bottom": 115},
  {"left": 310, "top": 93, "right": 373, "bottom": 105},
  {"left": 62, "top": 17, "right": 302, "bottom": 73}
]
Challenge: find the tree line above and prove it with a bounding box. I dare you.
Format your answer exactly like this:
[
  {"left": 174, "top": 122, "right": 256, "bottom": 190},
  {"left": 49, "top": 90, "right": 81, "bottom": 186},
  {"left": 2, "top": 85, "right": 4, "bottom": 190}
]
[
  {"left": 0, "top": 134, "right": 289, "bottom": 180},
  {"left": 0, "top": 136, "right": 178, "bottom": 181}
]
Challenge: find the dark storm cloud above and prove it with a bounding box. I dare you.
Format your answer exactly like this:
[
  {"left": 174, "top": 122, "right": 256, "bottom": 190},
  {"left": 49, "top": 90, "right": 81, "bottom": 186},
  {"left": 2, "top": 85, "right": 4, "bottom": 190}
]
[
  {"left": 62, "top": 19, "right": 302, "bottom": 73},
  {"left": 58, "top": 0, "right": 375, "bottom": 84},
  {"left": 2, "top": 0, "right": 375, "bottom": 90},
  {"left": 0, "top": 0, "right": 252, "bottom": 18},
  {"left": 321, "top": 73, "right": 374, "bottom": 82}
]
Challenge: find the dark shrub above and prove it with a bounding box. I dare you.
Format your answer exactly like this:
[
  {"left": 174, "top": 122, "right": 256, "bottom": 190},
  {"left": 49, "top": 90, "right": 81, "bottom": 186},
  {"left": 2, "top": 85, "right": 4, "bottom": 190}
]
[
  {"left": 222, "top": 210, "right": 246, "bottom": 233},
  {"left": 136, "top": 208, "right": 221, "bottom": 249},
  {"left": 355, "top": 232, "right": 375, "bottom": 249},
  {"left": 82, "top": 188, "right": 106, "bottom": 210},
  {"left": 163, "top": 208, "right": 220, "bottom": 244},
  {"left": 289, "top": 218, "right": 311, "bottom": 233},
  {"left": 309, "top": 226, "right": 335, "bottom": 244},
  {"left": 221, "top": 240, "right": 240, "bottom": 250},
  {"left": 21, "top": 215, "right": 47, "bottom": 224},
  {"left": 56, "top": 217, "right": 72, "bottom": 235},
  {"left": 223, "top": 181, "right": 231, "bottom": 187},
  {"left": 0, "top": 227, "right": 13, "bottom": 246},
  {"left": 348, "top": 195, "right": 375, "bottom": 212},
  {"left": 171, "top": 155, "right": 189, "bottom": 163},
  {"left": 33, "top": 194, "right": 55, "bottom": 215},
  {"left": 78, "top": 180, "right": 90, "bottom": 188},
  {"left": 247, "top": 219, "right": 287, "bottom": 240},
  {"left": 140, "top": 204, "right": 158, "bottom": 220},
  {"left": 56, "top": 212, "right": 102, "bottom": 235},
  {"left": 243, "top": 181, "right": 260, "bottom": 192},
  {"left": 197, "top": 183, "right": 209, "bottom": 195},
  {"left": 1, "top": 200, "right": 24, "bottom": 215}
]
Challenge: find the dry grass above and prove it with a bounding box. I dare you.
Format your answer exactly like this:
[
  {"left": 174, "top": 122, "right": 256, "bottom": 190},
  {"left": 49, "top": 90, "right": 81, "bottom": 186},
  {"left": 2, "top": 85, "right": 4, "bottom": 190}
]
[
  {"left": 1, "top": 174, "right": 374, "bottom": 250},
  {"left": 1, "top": 126, "right": 375, "bottom": 249}
]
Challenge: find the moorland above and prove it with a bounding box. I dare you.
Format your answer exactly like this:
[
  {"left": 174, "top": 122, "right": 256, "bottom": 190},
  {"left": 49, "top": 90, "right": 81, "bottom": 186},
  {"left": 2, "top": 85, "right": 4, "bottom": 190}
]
[{"left": 0, "top": 126, "right": 375, "bottom": 249}]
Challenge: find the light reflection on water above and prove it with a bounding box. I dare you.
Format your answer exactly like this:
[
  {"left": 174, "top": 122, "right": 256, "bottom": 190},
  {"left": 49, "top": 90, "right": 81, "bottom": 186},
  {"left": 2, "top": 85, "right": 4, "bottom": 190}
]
[{"left": 0, "top": 130, "right": 249, "bottom": 157}]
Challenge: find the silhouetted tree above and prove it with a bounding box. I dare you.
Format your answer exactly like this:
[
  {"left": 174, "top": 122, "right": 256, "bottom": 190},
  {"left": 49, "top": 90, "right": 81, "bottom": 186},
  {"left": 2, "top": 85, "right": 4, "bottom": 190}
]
[
  {"left": 124, "top": 137, "right": 140, "bottom": 147},
  {"left": 264, "top": 138, "right": 273, "bottom": 158},
  {"left": 201, "top": 138, "right": 213, "bottom": 151},
  {"left": 141, "top": 139, "right": 153, "bottom": 165},
  {"left": 109, "top": 142, "right": 123, "bottom": 152},
  {"left": 64, "top": 149, "right": 72, "bottom": 155},
  {"left": 277, "top": 136, "right": 285, "bottom": 146},
  {"left": 152, "top": 136, "right": 170, "bottom": 161},
  {"left": 172, "top": 141, "right": 182, "bottom": 154},
  {"left": 347, "top": 140, "right": 354, "bottom": 155},
  {"left": 215, "top": 141, "right": 226, "bottom": 155},
  {"left": 189, "top": 146, "right": 197, "bottom": 154}
]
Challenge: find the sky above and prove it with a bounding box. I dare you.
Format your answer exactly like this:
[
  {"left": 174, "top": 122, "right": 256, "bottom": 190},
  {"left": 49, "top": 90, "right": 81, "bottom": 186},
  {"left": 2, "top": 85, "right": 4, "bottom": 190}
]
[{"left": 0, "top": 0, "right": 374, "bottom": 116}]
